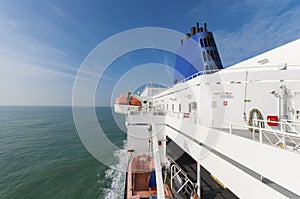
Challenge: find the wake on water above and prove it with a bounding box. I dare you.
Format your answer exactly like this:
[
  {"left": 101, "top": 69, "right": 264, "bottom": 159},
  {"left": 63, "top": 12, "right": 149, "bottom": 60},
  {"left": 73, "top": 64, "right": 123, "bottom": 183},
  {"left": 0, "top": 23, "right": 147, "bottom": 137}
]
[{"left": 102, "top": 141, "right": 128, "bottom": 199}]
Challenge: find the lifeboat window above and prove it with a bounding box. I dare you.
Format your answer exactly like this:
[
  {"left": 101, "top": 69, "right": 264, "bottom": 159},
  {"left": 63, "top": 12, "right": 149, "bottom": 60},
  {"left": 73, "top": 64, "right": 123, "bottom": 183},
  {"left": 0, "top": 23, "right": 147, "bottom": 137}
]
[
  {"left": 200, "top": 39, "right": 204, "bottom": 47},
  {"left": 202, "top": 51, "right": 207, "bottom": 61},
  {"left": 179, "top": 104, "right": 181, "bottom": 112}
]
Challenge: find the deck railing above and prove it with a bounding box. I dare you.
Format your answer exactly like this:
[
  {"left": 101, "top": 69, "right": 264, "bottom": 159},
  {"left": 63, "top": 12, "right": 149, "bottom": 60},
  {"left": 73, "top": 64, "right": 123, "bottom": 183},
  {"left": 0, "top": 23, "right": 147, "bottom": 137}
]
[{"left": 165, "top": 111, "right": 300, "bottom": 153}]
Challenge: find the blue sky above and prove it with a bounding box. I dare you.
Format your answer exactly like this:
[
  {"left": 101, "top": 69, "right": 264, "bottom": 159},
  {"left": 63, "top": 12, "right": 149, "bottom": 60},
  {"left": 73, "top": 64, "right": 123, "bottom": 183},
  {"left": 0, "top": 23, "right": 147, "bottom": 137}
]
[{"left": 1, "top": 0, "right": 300, "bottom": 106}]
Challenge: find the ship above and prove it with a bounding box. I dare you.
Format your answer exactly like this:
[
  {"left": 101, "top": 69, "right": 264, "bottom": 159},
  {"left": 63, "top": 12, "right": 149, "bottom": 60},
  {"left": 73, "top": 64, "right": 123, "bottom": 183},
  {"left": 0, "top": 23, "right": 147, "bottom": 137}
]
[{"left": 114, "top": 22, "right": 300, "bottom": 199}]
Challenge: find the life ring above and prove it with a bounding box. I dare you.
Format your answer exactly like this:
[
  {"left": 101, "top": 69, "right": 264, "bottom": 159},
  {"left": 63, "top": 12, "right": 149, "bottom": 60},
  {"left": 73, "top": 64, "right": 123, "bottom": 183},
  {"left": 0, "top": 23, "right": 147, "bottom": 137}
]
[{"left": 248, "top": 108, "right": 265, "bottom": 132}]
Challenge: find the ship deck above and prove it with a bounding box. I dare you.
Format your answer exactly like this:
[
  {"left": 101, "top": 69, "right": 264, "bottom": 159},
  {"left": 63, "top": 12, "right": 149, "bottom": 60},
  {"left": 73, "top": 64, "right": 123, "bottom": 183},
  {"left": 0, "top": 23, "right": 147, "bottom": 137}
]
[{"left": 167, "top": 138, "right": 238, "bottom": 199}]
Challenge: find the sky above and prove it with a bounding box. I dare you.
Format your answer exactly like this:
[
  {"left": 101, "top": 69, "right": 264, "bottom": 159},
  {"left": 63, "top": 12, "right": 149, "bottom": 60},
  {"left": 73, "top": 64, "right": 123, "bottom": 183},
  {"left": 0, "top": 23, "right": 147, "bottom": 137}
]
[{"left": 1, "top": 0, "right": 300, "bottom": 106}]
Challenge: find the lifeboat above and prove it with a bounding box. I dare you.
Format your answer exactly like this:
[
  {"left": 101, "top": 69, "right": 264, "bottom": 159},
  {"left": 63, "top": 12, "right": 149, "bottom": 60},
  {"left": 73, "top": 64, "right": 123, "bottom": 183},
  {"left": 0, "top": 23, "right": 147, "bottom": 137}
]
[
  {"left": 126, "top": 155, "right": 173, "bottom": 199},
  {"left": 114, "top": 93, "right": 142, "bottom": 114}
]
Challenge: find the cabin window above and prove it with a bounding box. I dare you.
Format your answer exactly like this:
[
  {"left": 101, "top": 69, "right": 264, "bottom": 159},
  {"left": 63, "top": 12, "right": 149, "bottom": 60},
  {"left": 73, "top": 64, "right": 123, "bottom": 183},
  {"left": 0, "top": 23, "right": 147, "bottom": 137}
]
[
  {"left": 191, "top": 102, "right": 197, "bottom": 111},
  {"left": 179, "top": 104, "right": 181, "bottom": 112},
  {"left": 200, "top": 39, "right": 204, "bottom": 47},
  {"left": 189, "top": 102, "right": 197, "bottom": 113},
  {"left": 172, "top": 104, "right": 174, "bottom": 111},
  {"left": 202, "top": 51, "right": 207, "bottom": 62}
]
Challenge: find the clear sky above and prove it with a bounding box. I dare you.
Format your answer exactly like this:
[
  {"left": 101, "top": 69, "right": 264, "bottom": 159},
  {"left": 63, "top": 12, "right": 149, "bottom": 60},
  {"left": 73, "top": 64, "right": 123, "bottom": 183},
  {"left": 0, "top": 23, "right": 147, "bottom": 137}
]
[{"left": 1, "top": 0, "right": 300, "bottom": 106}]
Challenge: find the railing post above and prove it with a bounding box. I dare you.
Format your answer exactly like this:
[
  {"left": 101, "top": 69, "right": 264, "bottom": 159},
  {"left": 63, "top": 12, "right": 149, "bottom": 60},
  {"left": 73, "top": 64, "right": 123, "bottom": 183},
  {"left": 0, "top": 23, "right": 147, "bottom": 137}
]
[{"left": 259, "top": 127, "right": 263, "bottom": 143}]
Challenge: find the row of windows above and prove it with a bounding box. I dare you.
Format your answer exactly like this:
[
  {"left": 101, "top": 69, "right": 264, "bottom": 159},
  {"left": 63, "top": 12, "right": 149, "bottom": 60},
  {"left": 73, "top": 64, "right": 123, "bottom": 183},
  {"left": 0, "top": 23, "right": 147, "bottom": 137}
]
[
  {"left": 202, "top": 50, "right": 220, "bottom": 62},
  {"left": 200, "top": 37, "right": 216, "bottom": 48},
  {"left": 157, "top": 102, "right": 197, "bottom": 112}
]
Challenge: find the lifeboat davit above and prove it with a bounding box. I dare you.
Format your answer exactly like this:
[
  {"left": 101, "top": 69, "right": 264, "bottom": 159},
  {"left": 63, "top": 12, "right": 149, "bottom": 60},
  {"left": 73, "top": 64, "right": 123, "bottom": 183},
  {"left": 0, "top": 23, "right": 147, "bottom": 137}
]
[{"left": 114, "top": 93, "right": 142, "bottom": 114}]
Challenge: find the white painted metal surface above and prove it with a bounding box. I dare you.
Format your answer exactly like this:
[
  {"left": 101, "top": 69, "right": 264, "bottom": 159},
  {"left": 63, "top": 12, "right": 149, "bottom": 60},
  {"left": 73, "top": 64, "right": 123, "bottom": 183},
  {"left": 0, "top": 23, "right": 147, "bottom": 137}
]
[
  {"left": 116, "top": 38, "right": 300, "bottom": 198},
  {"left": 151, "top": 124, "right": 165, "bottom": 199}
]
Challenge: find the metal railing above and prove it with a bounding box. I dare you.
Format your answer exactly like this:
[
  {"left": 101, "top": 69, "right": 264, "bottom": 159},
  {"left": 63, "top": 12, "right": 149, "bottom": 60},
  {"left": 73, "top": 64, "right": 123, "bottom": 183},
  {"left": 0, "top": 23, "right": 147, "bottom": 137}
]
[
  {"left": 168, "top": 64, "right": 300, "bottom": 88},
  {"left": 167, "top": 156, "right": 195, "bottom": 198},
  {"left": 165, "top": 111, "right": 300, "bottom": 152},
  {"left": 281, "top": 119, "right": 300, "bottom": 135},
  {"left": 128, "top": 110, "right": 166, "bottom": 116}
]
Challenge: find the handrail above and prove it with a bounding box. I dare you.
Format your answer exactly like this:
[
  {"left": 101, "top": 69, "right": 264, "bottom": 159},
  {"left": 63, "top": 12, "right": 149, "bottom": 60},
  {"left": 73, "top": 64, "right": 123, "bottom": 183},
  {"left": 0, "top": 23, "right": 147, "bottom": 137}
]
[
  {"left": 168, "top": 64, "right": 300, "bottom": 88},
  {"left": 281, "top": 119, "right": 300, "bottom": 135},
  {"left": 166, "top": 112, "right": 300, "bottom": 151},
  {"left": 167, "top": 156, "right": 194, "bottom": 197}
]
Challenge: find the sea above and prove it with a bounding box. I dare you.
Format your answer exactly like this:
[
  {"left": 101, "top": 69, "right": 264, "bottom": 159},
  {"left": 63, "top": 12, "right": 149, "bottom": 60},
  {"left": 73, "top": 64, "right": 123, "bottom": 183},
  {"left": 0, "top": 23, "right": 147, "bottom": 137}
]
[{"left": 0, "top": 106, "right": 127, "bottom": 199}]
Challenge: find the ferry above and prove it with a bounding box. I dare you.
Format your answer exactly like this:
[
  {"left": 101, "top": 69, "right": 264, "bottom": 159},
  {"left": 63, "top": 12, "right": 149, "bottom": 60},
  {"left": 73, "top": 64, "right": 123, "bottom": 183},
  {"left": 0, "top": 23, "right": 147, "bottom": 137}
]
[{"left": 114, "top": 22, "right": 300, "bottom": 199}]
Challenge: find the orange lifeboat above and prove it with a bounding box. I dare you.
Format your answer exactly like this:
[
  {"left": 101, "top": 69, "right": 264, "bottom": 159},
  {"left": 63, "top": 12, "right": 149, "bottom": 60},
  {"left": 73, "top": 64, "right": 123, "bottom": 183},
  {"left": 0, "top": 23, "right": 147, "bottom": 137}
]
[
  {"left": 114, "top": 93, "right": 142, "bottom": 114},
  {"left": 126, "top": 155, "right": 173, "bottom": 199}
]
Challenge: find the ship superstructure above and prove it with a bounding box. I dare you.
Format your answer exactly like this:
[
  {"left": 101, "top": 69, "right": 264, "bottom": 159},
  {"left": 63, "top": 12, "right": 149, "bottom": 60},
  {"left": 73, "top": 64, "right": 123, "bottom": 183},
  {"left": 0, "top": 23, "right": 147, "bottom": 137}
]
[{"left": 115, "top": 22, "right": 300, "bottom": 199}]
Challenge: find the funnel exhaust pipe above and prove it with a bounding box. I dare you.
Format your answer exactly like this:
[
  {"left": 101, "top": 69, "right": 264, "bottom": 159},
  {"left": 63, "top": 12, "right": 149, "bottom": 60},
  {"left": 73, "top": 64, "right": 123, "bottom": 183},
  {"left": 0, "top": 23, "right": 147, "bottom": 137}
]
[{"left": 191, "top": 27, "right": 196, "bottom": 36}]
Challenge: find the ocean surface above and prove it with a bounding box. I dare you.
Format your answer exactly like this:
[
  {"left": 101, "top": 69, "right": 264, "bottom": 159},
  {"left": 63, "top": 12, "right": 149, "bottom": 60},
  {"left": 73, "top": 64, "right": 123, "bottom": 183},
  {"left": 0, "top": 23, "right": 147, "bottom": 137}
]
[{"left": 0, "top": 106, "right": 127, "bottom": 199}]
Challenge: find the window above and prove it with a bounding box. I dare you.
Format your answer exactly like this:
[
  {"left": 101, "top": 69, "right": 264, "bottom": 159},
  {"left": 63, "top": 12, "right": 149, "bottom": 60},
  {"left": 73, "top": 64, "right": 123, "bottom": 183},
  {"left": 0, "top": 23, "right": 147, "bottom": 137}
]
[
  {"left": 211, "top": 38, "right": 216, "bottom": 47},
  {"left": 166, "top": 104, "right": 168, "bottom": 110},
  {"left": 191, "top": 102, "right": 197, "bottom": 111},
  {"left": 172, "top": 104, "right": 174, "bottom": 111},
  {"left": 204, "top": 38, "right": 208, "bottom": 47},
  {"left": 188, "top": 103, "right": 191, "bottom": 113},
  {"left": 207, "top": 50, "right": 211, "bottom": 61},
  {"left": 207, "top": 37, "right": 212, "bottom": 47},
  {"left": 200, "top": 39, "right": 204, "bottom": 47},
  {"left": 202, "top": 51, "right": 207, "bottom": 62},
  {"left": 210, "top": 50, "right": 215, "bottom": 60},
  {"left": 179, "top": 104, "right": 181, "bottom": 112},
  {"left": 205, "top": 65, "right": 209, "bottom": 71}
]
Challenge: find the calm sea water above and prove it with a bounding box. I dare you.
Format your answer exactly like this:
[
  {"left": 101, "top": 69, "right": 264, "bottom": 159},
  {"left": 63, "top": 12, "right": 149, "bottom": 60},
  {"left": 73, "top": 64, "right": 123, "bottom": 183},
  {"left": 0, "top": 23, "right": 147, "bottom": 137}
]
[{"left": 0, "top": 106, "right": 126, "bottom": 199}]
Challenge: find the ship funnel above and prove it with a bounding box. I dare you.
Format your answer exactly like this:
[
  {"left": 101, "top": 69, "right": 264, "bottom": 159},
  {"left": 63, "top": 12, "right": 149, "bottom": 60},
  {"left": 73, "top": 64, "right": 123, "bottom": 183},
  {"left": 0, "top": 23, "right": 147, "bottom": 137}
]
[
  {"left": 191, "top": 27, "right": 196, "bottom": 35},
  {"left": 204, "top": 23, "right": 207, "bottom": 32},
  {"left": 174, "top": 21, "right": 224, "bottom": 83}
]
